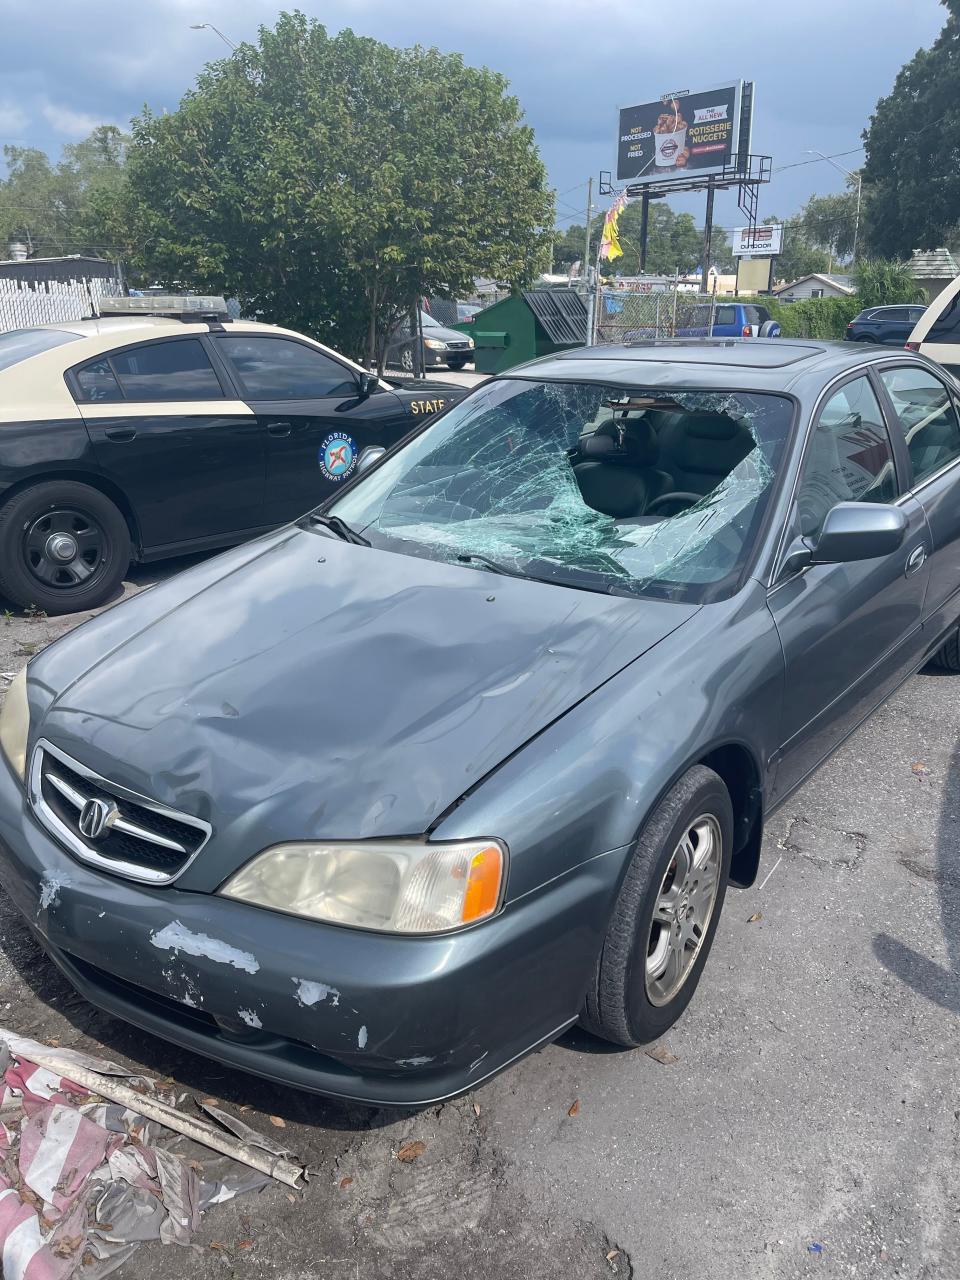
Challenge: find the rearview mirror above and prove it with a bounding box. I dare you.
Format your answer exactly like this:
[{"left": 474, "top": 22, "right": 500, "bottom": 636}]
[
  {"left": 357, "top": 371, "right": 378, "bottom": 399},
  {"left": 356, "top": 445, "right": 386, "bottom": 474},
  {"left": 783, "top": 501, "right": 907, "bottom": 575}
]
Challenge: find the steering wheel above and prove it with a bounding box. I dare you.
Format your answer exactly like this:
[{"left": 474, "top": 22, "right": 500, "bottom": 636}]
[{"left": 646, "top": 491, "right": 702, "bottom": 515}]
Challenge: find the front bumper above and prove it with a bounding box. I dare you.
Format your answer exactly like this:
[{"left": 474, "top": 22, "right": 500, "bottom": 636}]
[{"left": 0, "top": 756, "right": 627, "bottom": 1105}]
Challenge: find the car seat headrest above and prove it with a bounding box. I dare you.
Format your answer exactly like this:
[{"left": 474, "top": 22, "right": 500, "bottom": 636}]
[{"left": 580, "top": 418, "right": 659, "bottom": 468}]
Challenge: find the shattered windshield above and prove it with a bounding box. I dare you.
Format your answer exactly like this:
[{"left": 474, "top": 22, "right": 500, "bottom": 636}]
[{"left": 329, "top": 377, "right": 794, "bottom": 602}]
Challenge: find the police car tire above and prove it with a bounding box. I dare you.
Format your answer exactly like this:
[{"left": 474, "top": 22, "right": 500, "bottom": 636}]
[{"left": 0, "top": 481, "right": 130, "bottom": 615}]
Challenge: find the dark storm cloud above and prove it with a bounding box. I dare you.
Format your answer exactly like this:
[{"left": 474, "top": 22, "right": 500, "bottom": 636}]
[{"left": 0, "top": 0, "right": 945, "bottom": 229}]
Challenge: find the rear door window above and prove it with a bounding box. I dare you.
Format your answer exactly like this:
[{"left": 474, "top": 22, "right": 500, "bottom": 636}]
[
  {"left": 796, "top": 376, "right": 898, "bottom": 536},
  {"left": 880, "top": 366, "right": 960, "bottom": 485},
  {"left": 216, "top": 335, "right": 358, "bottom": 400},
  {"left": 883, "top": 308, "right": 908, "bottom": 323},
  {"left": 714, "top": 305, "right": 737, "bottom": 327},
  {"left": 74, "top": 357, "right": 124, "bottom": 403},
  {"left": 107, "top": 339, "right": 225, "bottom": 401}
]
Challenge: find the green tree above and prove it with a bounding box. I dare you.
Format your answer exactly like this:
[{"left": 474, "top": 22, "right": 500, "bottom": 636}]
[
  {"left": 551, "top": 222, "right": 587, "bottom": 272},
  {"left": 114, "top": 12, "right": 553, "bottom": 367},
  {"left": 862, "top": 0, "right": 960, "bottom": 257},
  {"left": 764, "top": 214, "right": 830, "bottom": 283},
  {"left": 853, "top": 258, "right": 925, "bottom": 308},
  {"left": 0, "top": 126, "right": 126, "bottom": 258},
  {"left": 798, "top": 187, "right": 860, "bottom": 264}
]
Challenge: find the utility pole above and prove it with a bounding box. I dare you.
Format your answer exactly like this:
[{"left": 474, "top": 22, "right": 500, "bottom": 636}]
[
  {"left": 806, "top": 149, "right": 863, "bottom": 262},
  {"left": 582, "top": 177, "right": 594, "bottom": 285}
]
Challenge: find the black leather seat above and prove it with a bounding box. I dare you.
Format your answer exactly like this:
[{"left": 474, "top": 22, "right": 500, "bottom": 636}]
[
  {"left": 656, "top": 412, "right": 755, "bottom": 497},
  {"left": 573, "top": 418, "right": 672, "bottom": 520}
]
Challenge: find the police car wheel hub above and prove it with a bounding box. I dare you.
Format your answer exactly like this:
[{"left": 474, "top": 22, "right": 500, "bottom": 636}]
[{"left": 23, "top": 508, "right": 106, "bottom": 589}]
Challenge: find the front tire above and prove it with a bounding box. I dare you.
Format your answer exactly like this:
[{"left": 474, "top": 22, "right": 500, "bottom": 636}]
[
  {"left": 581, "top": 765, "right": 733, "bottom": 1046},
  {"left": 0, "top": 481, "right": 131, "bottom": 615},
  {"left": 447, "top": 357, "right": 469, "bottom": 371},
  {"left": 931, "top": 627, "right": 960, "bottom": 672}
]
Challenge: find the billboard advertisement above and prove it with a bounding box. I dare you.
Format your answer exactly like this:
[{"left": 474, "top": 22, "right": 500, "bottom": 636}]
[
  {"left": 617, "top": 82, "right": 745, "bottom": 185},
  {"left": 732, "top": 224, "right": 783, "bottom": 258}
]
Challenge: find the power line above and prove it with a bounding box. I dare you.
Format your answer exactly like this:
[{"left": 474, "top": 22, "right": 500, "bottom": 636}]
[{"left": 773, "top": 146, "right": 864, "bottom": 174}]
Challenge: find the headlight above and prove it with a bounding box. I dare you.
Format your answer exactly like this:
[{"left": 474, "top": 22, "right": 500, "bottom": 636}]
[
  {"left": 423, "top": 338, "right": 447, "bottom": 350},
  {"left": 0, "top": 667, "right": 30, "bottom": 781},
  {"left": 220, "top": 838, "right": 506, "bottom": 934},
  {"left": 467, "top": 338, "right": 475, "bottom": 348}
]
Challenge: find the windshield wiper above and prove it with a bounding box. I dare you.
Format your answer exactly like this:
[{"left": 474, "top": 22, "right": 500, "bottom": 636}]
[
  {"left": 307, "top": 513, "right": 370, "bottom": 546},
  {"left": 455, "top": 552, "right": 624, "bottom": 596},
  {"left": 455, "top": 552, "right": 527, "bottom": 579}
]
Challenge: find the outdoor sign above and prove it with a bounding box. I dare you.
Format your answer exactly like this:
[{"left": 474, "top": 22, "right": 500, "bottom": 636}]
[
  {"left": 732, "top": 224, "right": 783, "bottom": 258},
  {"left": 616, "top": 82, "right": 746, "bottom": 184}
]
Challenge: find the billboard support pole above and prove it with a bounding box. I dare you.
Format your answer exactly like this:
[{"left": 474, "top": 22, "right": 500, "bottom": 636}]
[
  {"left": 702, "top": 180, "right": 716, "bottom": 285},
  {"left": 639, "top": 192, "right": 651, "bottom": 273}
]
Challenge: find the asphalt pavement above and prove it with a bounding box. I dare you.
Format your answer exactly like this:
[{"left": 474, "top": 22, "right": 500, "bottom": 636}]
[{"left": 0, "top": 558, "right": 957, "bottom": 1279}]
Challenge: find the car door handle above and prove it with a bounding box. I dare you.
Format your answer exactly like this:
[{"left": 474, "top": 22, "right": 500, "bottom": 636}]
[
  {"left": 104, "top": 427, "right": 137, "bottom": 442},
  {"left": 266, "top": 420, "right": 292, "bottom": 437},
  {"left": 905, "top": 545, "right": 927, "bottom": 576}
]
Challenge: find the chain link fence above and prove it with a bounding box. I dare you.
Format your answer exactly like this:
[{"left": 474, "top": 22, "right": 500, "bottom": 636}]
[
  {"left": 0, "top": 271, "right": 124, "bottom": 333},
  {"left": 596, "top": 289, "right": 720, "bottom": 344}
]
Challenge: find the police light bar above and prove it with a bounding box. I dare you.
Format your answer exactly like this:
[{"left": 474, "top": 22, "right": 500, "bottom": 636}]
[{"left": 97, "top": 295, "right": 231, "bottom": 321}]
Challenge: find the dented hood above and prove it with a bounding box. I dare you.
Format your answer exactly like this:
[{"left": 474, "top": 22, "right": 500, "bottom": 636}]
[{"left": 34, "top": 530, "right": 697, "bottom": 887}]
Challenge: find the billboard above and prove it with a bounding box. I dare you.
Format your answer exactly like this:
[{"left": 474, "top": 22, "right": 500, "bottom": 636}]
[
  {"left": 617, "top": 82, "right": 746, "bottom": 185},
  {"left": 732, "top": 224, "right": 783, "bottom": 258}
]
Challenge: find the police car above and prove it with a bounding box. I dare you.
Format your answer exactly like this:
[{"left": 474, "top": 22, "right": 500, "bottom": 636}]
[{"left": 0, "top": 297, "right": 467, "bottom": 614}]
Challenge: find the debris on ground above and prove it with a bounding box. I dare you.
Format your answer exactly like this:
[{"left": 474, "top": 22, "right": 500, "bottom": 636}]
[
  {"left": 645, "top": 1044, "right": 679, "bottom": 1066},
  {"left": 395, "top": 1140, "right": 427, "bottom": 1163},
  {"left": 567, "top": 1099, "right": 581, "bottom": 1117},
  {"left": 0, "top": 1027, "right": 304, "bottom": 1278},
  {"left": 747, "top": 911, "right": 763, "bottom": 923}
]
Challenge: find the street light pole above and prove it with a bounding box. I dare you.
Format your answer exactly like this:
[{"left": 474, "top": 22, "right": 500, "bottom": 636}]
[
  {"left": 806, "top": 149, "right": 863, "bottom": 262},
  {"left": 189, "top": 23, "right": 238, "bottom": 51}
]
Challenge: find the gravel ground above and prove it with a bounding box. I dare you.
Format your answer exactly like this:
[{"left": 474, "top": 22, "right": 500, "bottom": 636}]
[{"left": 0, "top": 555, "right": 957, "bottom": 1279}]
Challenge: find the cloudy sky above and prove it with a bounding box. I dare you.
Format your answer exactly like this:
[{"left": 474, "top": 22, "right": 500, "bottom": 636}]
[{"left": 0, "top": 0, "right": 946, "bottom": 235}]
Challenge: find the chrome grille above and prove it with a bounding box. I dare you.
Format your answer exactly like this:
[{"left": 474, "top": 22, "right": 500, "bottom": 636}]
[{"left": 30, "top": 740, "right": 211, "bottom": 884}]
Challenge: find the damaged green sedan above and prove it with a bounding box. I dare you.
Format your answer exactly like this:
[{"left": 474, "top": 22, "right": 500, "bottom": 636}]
[{"left": 1, "top": 339, "right": 959, "bottom": 1104}]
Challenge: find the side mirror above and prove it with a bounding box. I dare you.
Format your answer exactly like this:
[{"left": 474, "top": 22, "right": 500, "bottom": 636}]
[
  {"left": 357, "top": 371, "right": 378, "bottom": 399},
  {"left": 783, "top": 501, "right": 907, "bottom": 575},
  {"left": 356, "top": 445, "right": 386, "bottom": 474}
]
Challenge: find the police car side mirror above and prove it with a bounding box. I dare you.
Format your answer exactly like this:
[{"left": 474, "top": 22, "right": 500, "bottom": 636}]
[
  {"left": 357, "top": 446, "right": 386, "bottom": 474},
  {"left": 358, "top": 372, "right": 378, "bottom": 400}
]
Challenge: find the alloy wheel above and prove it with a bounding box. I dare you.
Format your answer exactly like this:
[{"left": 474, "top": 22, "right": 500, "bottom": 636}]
[{"left": 645, "top": 813, "right": 722, "bottom": 1006}]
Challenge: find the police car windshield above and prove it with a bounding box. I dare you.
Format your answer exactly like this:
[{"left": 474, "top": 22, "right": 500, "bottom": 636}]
[
  {"left": 0, "top": 328, "right": 82, "bottom": 373},
  {"left": 330, "top": 376, "right": 794, "bottom": 604}
]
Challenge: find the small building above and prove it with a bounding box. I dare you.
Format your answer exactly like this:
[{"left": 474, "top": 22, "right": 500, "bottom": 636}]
[
  {"left": 909, "top": 248, "right": 959, "bottom": 302},
  {"left": 773, "top": 273, "right": 856, "bottom": 302}
]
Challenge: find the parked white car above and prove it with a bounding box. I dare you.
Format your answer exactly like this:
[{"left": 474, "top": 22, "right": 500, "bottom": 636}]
[{"left": 907, "top": 277, "right": 960, "bottom": 378}]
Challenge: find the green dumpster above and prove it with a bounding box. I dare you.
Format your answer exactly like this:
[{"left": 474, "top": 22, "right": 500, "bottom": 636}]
[{"left": 470, "top": 290, "right": 587, "bottom": 374}]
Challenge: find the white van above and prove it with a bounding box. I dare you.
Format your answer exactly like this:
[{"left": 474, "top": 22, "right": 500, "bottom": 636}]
[{"left": 907, "top": 276, "right": 960, "bottom": 377}]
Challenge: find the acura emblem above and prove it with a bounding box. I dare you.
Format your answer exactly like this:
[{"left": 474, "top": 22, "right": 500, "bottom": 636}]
[{"left": 78, "top": 797, "right": 117, "bottom": 841}]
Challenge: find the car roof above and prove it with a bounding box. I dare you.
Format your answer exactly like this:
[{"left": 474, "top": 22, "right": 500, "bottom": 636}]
[
  {"left": 502, "top": 338, "right": 936, "bottom": 395},
  {"left": 0, "top": 316, "right": 377, "bottom": 423}
]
